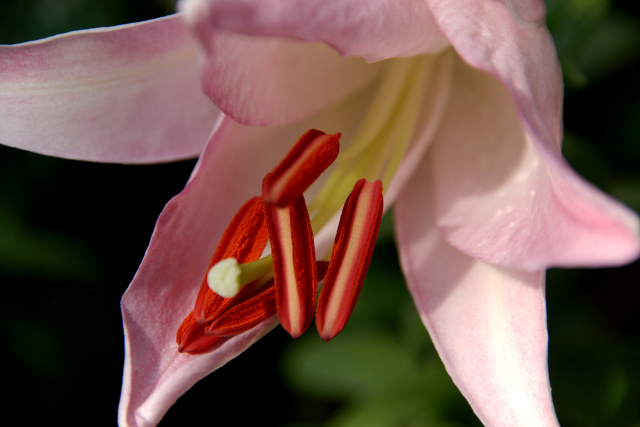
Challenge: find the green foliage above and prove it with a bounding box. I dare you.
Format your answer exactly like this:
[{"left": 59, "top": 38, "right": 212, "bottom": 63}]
[{"left": 547, "top": 0, "right": 640, "bottom": 88}]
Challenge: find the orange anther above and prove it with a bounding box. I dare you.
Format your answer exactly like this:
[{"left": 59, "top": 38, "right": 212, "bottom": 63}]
[{"left": 316, "top": 179, "right": 383, "bottom": 341}]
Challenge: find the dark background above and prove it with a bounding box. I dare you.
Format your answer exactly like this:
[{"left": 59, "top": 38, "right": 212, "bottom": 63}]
[{"left": 1, "top": 1, "right": 639, "bottom": 425}]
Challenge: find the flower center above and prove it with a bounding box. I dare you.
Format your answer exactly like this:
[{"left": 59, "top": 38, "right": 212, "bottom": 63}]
[
  {"left": 176, "top": 129, "right": 384, "bottom": 354},
  {"left": 175, "top": 53, "right": 441, "bottom": 354}
]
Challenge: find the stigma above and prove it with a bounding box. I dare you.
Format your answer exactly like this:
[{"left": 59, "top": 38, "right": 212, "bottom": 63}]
[{"left": 177, "top": 129, "right": 383, "bottom": 354}]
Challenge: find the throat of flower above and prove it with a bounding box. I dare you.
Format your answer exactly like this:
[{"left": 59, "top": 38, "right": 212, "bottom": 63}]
[{"left": 308, "top": 55, "right": 434, "bottom": 232}]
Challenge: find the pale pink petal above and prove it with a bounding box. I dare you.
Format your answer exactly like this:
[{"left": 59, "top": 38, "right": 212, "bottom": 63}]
[
  {"left": 179, "top": 0, "right": 449, "bottom": 63},
  {"left": 0, "top": 15, "right": 218, "bottom": 163},
  {"left": 118, "top": 118, "right": 275, "bottom": 427},
  {"left": 177, "top": 12, "right": 382, "bottom": 127},
  {"left": 119, "top": 91, "right": 376, "bottom": 426},
  {"left": 503, "top": 0, "right": 547, "bottom": 26},
  {"left": 429, "top": 55, "right": 639, "bottom": 271},
  {"left": 427, "top": 0, "right": 562, "bottom": 156},
  {"left": 384, "top": 51, "right": 454, "bottom": 204},
  {"left": 395, "top": 160, "right": 559, "bottom": 427},
  {"left": 177, "top": 0, "right": 449, "bottom": 126}
]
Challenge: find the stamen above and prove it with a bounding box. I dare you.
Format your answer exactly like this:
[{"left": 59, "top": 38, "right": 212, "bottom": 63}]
[
  {"left": 206, "top": 280, "right": 277, "bottom": 336},
  {"left": 316, "top": 179, "right": 384, "bottom": 341},
  {"left": 262, "top": 129, "right": 340, "bottom": 207},
  {"left": 207, "top": 255, "right": 274, "bottom": 298},
  {"left": 179, "top": 275, "right": 278, "bottom": 352},
  {"left": 192, "top": 196, "right": 269, "bottom": 322},
  {"left": 175, "top": 195, "right": 270, "bottom": 353},
  {"left": 263, "top": 195, "right": 317, "bottom": 338},
  {"left": 177, "top": 312, "right": 227, "bottom": 355}
]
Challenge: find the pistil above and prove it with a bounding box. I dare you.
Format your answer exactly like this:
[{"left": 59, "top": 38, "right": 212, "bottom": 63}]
[{"left": 207, "top": 255, "right": 274, "bottom": 298}]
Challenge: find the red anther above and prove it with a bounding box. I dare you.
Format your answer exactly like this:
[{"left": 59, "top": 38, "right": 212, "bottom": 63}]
[
  {"left": 177, "top": 312, "right": 227, "bottom": 355},
  {"left": 262, "top": 129, "right": 340, "bottom": 207},
  {"left": 192, "top": 196, "right": 269, "bottom": 323},
  {"left": 316, "top": 179, "right": 384, "bottom": 341},
  {"left": 263, "top": 195, "right": 317, "bottom": 338},
  {"left": 206, "top": 280, "right": 277, "bottom": 337},
  {"left": 203, "top": 259, "right": 331, "bottom": 337}
]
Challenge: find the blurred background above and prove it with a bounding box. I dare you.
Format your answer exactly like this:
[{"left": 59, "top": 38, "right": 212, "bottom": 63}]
[{"left": 0, "top": 0, "right": 639, "bottom": 425}]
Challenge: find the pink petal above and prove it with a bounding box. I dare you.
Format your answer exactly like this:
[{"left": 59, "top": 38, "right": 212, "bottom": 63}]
[
  {"left": 425, "top": 0, "right": 638, "bottom": 268},
  {"left": 0, "top": 15, "right": 218, "bottom": 163},
  {"left": 384, "top": 50, "right": 454, "bottom": 204},
  {"left": 503, "top": 0, "right": 547, "bottom": 26},
  {"left": 176, "top": 13, "right": 382, "bottom": 127},
  {"left": 395, "top": 161, "right": 559, "bottom": 427},
  {"left": 119, "top": 93, "right": 375, "bottom": 425},
  {"left": 426, "top": 0, "right": 562, "bottom": 156},
  {"left": 429, "top": 55, "right": 640, "bottom": 271},
  {"left": 119, "top": 117, "right": 282, "bottom": 427},
  {"left": 179, "top": 0, "right": 449, "bottom": 63}
]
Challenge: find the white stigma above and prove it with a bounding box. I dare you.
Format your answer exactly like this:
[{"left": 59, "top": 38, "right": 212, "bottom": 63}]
[{"left": 207, "top": 258, "right": 242, "bottom": 298}]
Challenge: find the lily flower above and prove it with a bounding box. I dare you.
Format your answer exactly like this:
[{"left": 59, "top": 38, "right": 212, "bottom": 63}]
[{"left": 1, "top": 1, "right": 639, "bottom": 427}]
